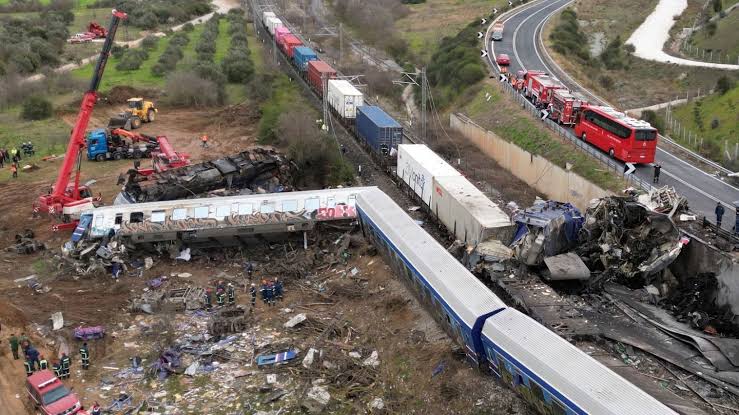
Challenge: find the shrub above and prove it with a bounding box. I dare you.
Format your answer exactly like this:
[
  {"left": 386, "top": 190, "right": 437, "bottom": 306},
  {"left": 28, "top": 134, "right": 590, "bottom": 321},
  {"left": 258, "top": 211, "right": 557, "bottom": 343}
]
[
  {"left": 115, "top": 49, "right": 149, "bottom": 71},
  {"left": 222, "top": 49, "right": 255, "bottom": 83},
  {"left": 706, "top": 21, "right": 717, "bottom": 37},
  {"left": 142, "top": 35, "right": 159, "bottom": 50},
  {"left": 21, "top": 96, "right": 53, "bottom": 120},
  {"left": 716, "top": 76, "right": 734, "bottom": 95},
  {"left": 136, "top": 11, "right": 159, "bottom": 29},
  {"left": 711, "top": 118, "right": 720, "bottom": 129},
  {"left": 600, "top": 35, "right": 627, "bottom": 70},
  {"left": 712, "top": 0, "right": 722, "bottom": 13},
  {"left": 182, "top": 22, "right": 195, "bottom": 32},
  {"left": 549, "top": 9, "right": 590, "bottom": 62},
  {"left": 641, "top": 110, "right": 665, "bottom": 132},
  {"left": 599, "top": 75, "right": 614, "bottom": 90},
  {"left": 164, "top": 71, "right": 221, "bottom": 107}
]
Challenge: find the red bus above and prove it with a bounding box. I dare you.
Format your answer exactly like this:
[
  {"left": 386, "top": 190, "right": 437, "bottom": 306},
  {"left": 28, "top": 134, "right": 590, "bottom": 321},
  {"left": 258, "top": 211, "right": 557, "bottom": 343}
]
[{"left": 574, "top": 106, "right": 658, "bottom": 164}]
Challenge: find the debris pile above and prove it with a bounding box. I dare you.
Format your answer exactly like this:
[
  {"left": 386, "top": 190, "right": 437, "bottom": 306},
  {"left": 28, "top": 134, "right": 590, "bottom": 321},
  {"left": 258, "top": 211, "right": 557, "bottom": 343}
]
[
  {"left": 576, "top": 197, "right": 683, "bottom": 287},
  {"left": 115, "top": 147, "right": 293, "bottom": 204},
  {"left": 511, "top": 200, "right": 583, "bottom": 266},
  {"left": 6, "top": 229, "right": 45, "bottom": 254}
]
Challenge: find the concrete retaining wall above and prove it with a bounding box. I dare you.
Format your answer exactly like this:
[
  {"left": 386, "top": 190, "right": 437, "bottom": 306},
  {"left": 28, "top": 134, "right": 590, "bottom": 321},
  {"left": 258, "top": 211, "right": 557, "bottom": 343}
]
[{"left": 449, "top": 113, "right": 611, "bottom": 211}]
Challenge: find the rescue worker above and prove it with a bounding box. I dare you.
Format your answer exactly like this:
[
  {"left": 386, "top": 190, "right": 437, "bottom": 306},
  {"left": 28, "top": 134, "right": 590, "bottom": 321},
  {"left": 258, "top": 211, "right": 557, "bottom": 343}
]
[
  {"left": 19, "top": 333, "right": 30, "bottom": 351},
  {"left": 52, "top": 360, "right": 62, "bottom": 378},
  {"left": 216, "top": 288, "right": 225, "bottom": 307},
  {"left": 227, "top": 283, "right": 236, "bottom": 306},
  {"left": 653, "top": 163, "right": 661, "bottom": 184},
  {"left": 9, "top": 334, "right": 19, "bottom": 360},
  {"left": 200, "top": 134, "right": 209, "bottom": 148},
  {"left": 273, "top": 278, "right": 283, "bottom": 301},
  {"left": 716, "top": 202, "right": 726, "bottom": 228},
  {"left": 24, "top": 360, "right": 33, "bottom": 377},
  {"left": 250, "top": 283, "right": 257, "bottom": 310},
  {"left": 90, "top": 402, "right": 102, "bottom": 415},
  {"left": 38, "top": 355, "right": 48, "bottom": 370},
  {"left": 111, "top": 261, "right": 122, "bottom": 280},
  {"left": 80, "top": 343, "right": 90, "bottom": 370},
  {"left": 261, "top": 280, "right": 272, "bottom": 305},
  {"left": 204, "top": 288, "right": 213, "bottom": 310},
  {"left": 25, "top": 346, "right": 40, "bottom": 370},
  {"left": 10, "top": 162, "right": 17, "bottom": 179},
  {"left": 61, "top": 352, "right": 71, "bottom": 379},
  {"left": 244, "top": 261, "right": 254, "bottom": 280}
]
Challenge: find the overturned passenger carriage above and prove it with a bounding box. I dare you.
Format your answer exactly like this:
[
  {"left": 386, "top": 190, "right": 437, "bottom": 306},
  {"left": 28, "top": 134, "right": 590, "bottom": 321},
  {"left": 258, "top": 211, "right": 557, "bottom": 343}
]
[{"left": 83, "top": 188, "right": 369, "bottom": 247}]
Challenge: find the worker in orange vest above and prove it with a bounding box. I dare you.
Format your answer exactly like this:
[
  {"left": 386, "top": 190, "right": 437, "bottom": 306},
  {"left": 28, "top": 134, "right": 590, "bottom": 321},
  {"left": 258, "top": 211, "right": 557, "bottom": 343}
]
[
  {"left": 10, "top": 162, "right": 18, "bottom": 178},
  {"left": 200, "top": 134, "right": 209, "bottom": 148}
]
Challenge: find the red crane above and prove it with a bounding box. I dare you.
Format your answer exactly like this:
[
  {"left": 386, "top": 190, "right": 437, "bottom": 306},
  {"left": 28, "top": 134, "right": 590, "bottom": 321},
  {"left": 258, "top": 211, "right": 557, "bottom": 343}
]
[{"left": 34, "top": 9, "right": 128, "bottom": 230}]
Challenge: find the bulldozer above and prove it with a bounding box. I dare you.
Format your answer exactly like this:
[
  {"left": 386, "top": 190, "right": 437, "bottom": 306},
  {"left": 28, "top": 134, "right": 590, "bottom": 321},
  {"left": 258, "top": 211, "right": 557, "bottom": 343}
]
[{"left": 108, "top": 98, "right": 157, "bottom": 130}]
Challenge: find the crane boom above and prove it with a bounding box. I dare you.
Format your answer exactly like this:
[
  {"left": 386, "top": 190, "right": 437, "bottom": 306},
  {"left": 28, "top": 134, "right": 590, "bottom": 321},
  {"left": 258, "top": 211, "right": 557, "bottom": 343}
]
[{"left": 36, "top": 9, "right": 127, "bottom": 219}]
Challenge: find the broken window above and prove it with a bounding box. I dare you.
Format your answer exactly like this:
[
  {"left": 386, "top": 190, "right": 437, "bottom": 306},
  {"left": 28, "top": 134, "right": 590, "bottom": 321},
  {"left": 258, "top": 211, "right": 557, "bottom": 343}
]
[
  {"left": 115, "top": 213, "right": 123, "bottom": 225},
  {"left": 194, "top": 206, "right": 209, "bottom": 219},
  {"left": 95, "top": 216, "right": 104, "bottom": 228},
  {"left": 151, "top": 210, "right": 166, "bottom": 223},
  {"left": 327, "top": 197, "right": 336, "bottom": 208},
  {"left": 172, "top": 208, "right": 187, "bottom": 220},
  {"left": 130, "top": 212, "right": 144, "bottom": 223},
  {"left": 238, "top": 203, "right": 253, "bottom": 216},
  {"left": 304, "top": 197, "right": 319, "bottom": 213},
  {"left": 216, "top": 205, "right": 231, "bottom": 218},
  {"left": 260, "top": 203, "right": 275, "bottom": 214},
  {"left": 282, "top": 200, "right": 298, "bottom": 212}
]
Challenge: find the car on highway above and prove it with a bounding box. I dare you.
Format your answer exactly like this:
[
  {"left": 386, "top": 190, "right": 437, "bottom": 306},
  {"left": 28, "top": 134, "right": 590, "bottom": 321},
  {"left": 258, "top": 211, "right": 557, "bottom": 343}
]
[
  {"left": 26, "top": 369, "right": 85, "bottom": 415},
  {"left": 68, "top": 33, "right": 96, "bottom": 44},
  {"left": 496, "top": 53, "right": 511, "bottom": 66}
]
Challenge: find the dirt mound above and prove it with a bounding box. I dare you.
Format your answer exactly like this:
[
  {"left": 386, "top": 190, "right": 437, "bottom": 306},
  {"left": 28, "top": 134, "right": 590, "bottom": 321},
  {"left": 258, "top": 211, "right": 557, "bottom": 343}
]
[
  {"left": 212, "top": 102, "right": 260, "bottom": 126},
  {"left": 103, "top": 86, "right": 160, "bottom": 104}
]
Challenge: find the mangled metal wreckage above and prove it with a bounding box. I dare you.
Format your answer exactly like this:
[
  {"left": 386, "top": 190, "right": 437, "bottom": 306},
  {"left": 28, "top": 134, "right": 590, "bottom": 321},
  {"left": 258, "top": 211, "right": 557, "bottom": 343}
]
[{"left": 115, "top": 147, "right": 292, "bottom": 204}]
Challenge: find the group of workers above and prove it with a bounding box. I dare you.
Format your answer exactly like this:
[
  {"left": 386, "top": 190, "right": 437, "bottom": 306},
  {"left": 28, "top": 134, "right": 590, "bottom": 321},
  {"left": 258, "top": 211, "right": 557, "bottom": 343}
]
[
  {"left": 203, "top": 273, "right": 284, "bottom": 311},
  {"left": 204, "top": 281, "right": 238, "bottom": 309},
  {"left": 256, "top": 278, "right": 283, "bottom": 307},
  {"left": 0, "top": 147, "right": 23, "bottom": 178},
  {"left": 8, "top": 333, "right": 90, "bottom": 378}
]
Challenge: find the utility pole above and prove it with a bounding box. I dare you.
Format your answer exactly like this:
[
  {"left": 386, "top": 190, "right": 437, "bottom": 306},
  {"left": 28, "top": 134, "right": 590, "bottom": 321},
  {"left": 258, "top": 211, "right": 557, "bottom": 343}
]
[
  {"left": 322, "top": 72, "right": 329, "bottom": 131},
  {"left": 339, "top": 23, "right": 343, "bottom": 66}
]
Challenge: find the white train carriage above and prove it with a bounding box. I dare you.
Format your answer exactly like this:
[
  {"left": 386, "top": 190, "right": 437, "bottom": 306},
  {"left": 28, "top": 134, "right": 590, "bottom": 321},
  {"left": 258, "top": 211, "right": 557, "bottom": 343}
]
[
  {"left": 356, "top": 187, "right": 506, "bottom": 365},
  {"left": 481, "top": 308, "right": 676, "bottom": 415},
  {"left": 83, "top": 188, "right": 371, "bottom": 245}
]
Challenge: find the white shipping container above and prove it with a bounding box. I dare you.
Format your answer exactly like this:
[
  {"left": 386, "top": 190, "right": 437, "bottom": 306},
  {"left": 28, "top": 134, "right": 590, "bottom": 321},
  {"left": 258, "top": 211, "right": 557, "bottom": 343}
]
[
  {"left": 396, "top": 144, "right": 460, "bottom": 207},
  {"left": 266, "top": 17, "right": 284, "bottom": 35},
  {"left": 432, "top": 175, "right": 514, "bottom": 245},
  {"left": 262, "top": 11, "right": 276, "bottom": 26},
  {"left": 327, "top": 80, "right": 364, "bottom": 119}
]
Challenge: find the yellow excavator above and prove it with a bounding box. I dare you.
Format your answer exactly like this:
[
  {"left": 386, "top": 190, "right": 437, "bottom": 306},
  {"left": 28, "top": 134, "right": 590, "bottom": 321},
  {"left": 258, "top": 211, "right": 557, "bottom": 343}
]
[{"left": 108, "top": 98, "right": 157, "bottom": 130}]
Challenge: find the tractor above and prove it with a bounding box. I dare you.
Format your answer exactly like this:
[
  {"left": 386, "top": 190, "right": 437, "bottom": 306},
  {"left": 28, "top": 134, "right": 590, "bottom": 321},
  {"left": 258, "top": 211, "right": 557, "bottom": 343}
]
[{"left": 108, "top": 98, "right": 157, "bottom": 130}]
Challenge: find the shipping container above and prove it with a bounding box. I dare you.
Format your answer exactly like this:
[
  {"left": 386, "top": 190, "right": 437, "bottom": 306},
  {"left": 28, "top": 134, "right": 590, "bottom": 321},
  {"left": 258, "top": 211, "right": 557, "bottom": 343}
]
[
  {"left": 432, "top": 175, "right": 515, "bottom": 246},
  {"left": 293, "top": 46, "right": 318, "bottom": 72},
  {"left": 277, "top": 34, "right": 303, "bottom": 58},
  {"left": 307, "top": 61, "right": 336, "bottom": 95},
  {"left": 327, "top": 80, "right": 364, "bottom": 119},
  {"left": 266, "top": 17, "right": 284, "bottom": 35},
  {"left": 261, "top": 11, "right": 276, "bottom": 27},
  {"left": 356, "top": 106, "right": 402, "bottom": 155},
  {"left": 396, "top": 144, "right": 460, "bottom": 207},
  {"left": 275, "top": 26, "right": 291, "bottom": 44}
]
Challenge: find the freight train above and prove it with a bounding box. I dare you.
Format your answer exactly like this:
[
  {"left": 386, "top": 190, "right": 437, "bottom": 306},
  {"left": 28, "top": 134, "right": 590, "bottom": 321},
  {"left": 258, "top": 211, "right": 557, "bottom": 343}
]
[
  {"left": 510, "top": 69, "right": 658, "bottom": 164},
  {"left": 258, "top": 10, "right": 403, "bottom": 164},
  {"left": 253, "top": 10, "right": 676, "bottom": 414}
]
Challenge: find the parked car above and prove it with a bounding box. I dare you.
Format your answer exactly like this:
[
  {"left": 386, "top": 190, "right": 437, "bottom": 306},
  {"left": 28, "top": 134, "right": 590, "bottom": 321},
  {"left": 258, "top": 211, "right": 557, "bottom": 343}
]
[
  {"left": 496, "top": 53, "right": 511, "bottom": 66},
  {"left": 68, "top": 33, "right": 95, "bottom": 44},
  {"left": 26, "top": 370, "right": 85, "bottom": 415}
]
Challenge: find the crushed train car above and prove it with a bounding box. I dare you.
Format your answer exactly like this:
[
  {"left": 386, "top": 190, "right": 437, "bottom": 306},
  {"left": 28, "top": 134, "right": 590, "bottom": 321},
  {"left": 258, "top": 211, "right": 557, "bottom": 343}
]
[
  {"left": 115, "top": 147, "right": 292, "bottom": 204},
  {"left": 576, "top": 196, "right": 684, "bottom": 286},
  {"left": 510, "top": 200, "right": 584, "bottom": 266}
]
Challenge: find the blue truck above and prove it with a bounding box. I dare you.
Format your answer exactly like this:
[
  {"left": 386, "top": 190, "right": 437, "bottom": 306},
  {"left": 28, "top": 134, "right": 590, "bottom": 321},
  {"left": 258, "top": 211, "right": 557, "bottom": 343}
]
[
  {"left": 292, "top": 46, "right": 318, "bottom": 72},
  {"left": 355, "top": 106, "right": 403, "bottom": 156},
  {"left": 86, "top": 128, "right": 157, "bottom": 161}
]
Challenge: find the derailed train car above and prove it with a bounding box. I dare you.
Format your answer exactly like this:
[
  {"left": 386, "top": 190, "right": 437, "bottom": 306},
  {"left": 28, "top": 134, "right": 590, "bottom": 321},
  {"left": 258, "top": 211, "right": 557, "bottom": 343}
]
[{"left": 357, "top": 188, "right": 675, "bottom": 415}]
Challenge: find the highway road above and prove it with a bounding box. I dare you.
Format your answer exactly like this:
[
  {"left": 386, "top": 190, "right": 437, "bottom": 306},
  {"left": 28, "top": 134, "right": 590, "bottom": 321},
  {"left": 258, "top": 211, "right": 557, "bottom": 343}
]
[{"left": 486, "top": 0, "right": 739, "bottom": 231}]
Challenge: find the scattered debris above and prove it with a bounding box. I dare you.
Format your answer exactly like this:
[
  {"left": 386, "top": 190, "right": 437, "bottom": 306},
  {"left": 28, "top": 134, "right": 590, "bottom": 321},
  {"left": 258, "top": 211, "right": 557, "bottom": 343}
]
[
  {"left": 542, "top": 252, "right": 590, "bottom": 280},
  {"left": 50, "top": 312, "right": 64, "bottom": 331},
  {"left": 511, "top": 200, "right": 583, "bottom": 266},
  {"left": 284, "top": 313, "right": 307, "bottom": 328},
  {"left": 6, "top": 229, "right": 45, "bottom": 254},
  {"left": 74, "top": 326, "right": 105, "bottom": 340},
  {"left": 256, "top": 350, "right": 299, "bottom": 367},
  {"left": 363, "top": 350, "right": 380, "bottom": 368},
  {"left": 302, "top": 385, "right": 330, "bottom": 413}
]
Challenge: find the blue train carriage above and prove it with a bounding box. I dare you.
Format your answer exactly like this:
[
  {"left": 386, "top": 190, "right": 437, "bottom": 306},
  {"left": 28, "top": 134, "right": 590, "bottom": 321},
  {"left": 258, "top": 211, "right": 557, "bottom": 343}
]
[
  {"left": 481, "top": 308, "right": 677, "bottom": 415},
  {"left": 356, "top": 188, "right": 506, "bottom": 365},
  {"left": 355, "top": 106, "right": 403, "bottom": 157},
  {"left": 292, "top": 46, "right": 318, "bottom": 72}
]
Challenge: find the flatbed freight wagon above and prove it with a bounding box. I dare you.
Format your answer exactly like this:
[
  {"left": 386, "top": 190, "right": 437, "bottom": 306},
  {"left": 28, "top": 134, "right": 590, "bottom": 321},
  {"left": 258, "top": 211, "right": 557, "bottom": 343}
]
[
  {"left": 293, "top": 46, "right": 318, "bottom": 72},
  {"left": 356, "top": 106, "right": 402, "bottom": 156},
  {"left": 307, "top": 61, "right": 336, "bottom": 95},
  {"left": 277, "top": 34, "right": 303, "bottom": 58}
]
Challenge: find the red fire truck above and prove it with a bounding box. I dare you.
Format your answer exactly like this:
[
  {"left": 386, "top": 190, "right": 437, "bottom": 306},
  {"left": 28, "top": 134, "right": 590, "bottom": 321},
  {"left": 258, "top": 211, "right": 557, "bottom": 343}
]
[
  {"left": 525, "top": 73, "right": 567, "bottom": 107},
  {"left": 574, "top": 105, "right": 658, "bottom": 164},
  {"left": 549, "top": 89, "right": 588, "bottom": 125}
]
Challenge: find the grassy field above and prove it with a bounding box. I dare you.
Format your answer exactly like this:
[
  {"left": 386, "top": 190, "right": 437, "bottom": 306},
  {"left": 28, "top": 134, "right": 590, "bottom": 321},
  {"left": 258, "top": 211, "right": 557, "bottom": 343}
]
[
  {"left": 462, "top": 81, "right": 625, "bottom": 192},
  {"left": 214, "top": 19, "right": 230, "bottom": 63},
  {"left": 692, "top": 9, "right": 739, "bottom": 58},
  {"left": 667, "top": 85, "right": 739, "bottom": 163},
  {"left": 396, "top": 0, "right": 505, "bottom": 63}
]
